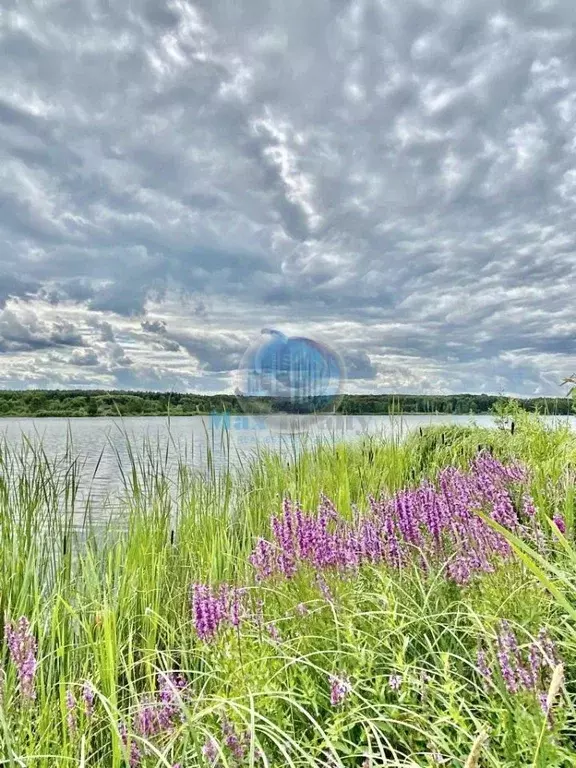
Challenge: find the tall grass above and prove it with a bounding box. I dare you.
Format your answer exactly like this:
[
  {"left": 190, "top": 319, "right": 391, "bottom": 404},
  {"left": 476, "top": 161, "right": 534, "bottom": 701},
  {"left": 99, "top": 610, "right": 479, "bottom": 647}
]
[{"left": 0, "top": 412, "right": 575, "bottom": 766}]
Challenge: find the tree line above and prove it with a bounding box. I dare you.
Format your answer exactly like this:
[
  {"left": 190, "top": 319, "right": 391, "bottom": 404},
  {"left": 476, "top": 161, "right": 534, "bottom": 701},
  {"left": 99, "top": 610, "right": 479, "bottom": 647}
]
[{"left": 0, "top": 389, "right": 572, "bottom": 417}]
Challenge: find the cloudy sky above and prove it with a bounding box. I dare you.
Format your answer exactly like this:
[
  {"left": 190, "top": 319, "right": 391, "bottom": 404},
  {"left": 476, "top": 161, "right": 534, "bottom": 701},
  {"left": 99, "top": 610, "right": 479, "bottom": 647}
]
[{"left": 1, "top": 0, "right": 576, "bottom": 396}]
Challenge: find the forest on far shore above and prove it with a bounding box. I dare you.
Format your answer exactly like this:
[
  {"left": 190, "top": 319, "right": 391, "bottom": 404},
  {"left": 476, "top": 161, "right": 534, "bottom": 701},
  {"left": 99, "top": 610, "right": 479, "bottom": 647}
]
[{"left": 0, "top": 389, "right": 572, "bottom": 417}]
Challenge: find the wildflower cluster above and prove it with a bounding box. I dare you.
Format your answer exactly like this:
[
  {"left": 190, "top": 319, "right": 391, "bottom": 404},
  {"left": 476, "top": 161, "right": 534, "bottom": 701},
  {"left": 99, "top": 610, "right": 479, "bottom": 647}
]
[
  {"left": 120, "top": 672, "right": 190, "bottom": 766},
  {"left": 201, "top": 716, "right": 265, "bottom": 766},
  {"left": 250, "top": 453, "right": 538, "bottom": 585},
  {"left": 329, "top": 673, "right": 352, "bottom": 706},
  {"left": 191, "top": 583, "right": 247, "bottom": 642},
  {"left": 479, "top": 622, "right": 562, "bottom": 722}
]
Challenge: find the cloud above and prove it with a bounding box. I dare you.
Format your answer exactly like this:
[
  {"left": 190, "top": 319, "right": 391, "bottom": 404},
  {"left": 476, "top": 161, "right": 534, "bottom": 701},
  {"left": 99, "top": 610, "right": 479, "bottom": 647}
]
[
  {"left": 141, "top": 319, "right": 167, "bottom": 334},
  {"left": 69, "top": 349, "right": 99, "bottom": 367},
  {"left": 169, "top": 330, "right": 246, "bottom": 372},
  {"left": 1, "top": 0, "right": 576, "bottom": 394},
  {"left": 108, "top": 343, "right": 133, "bottom": 367},
  {"left": 0, "top": 306, "right": 85, "bottom": 351},
  {"left": 342, "top": 350, "right": 378, "bottom": 381},
  {"left": 0, "top": 275, "right": 39, "bottom": 308},
  {"left": 154, "top": 338, "right": 181, "bottom": 352},
  {"left": 49, "top": 320, "right": 85, "bottom": 347},
  {"left": 96, "top": 320, "right": 116, "bottom": 343}
]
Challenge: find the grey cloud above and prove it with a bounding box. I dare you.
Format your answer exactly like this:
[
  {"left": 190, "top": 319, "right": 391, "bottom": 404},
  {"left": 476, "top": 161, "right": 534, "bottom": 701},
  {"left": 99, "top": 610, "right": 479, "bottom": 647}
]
[
  {"left": 154, "top": 338, "right": 181, "bottom": 352},
  {"left": 342, "top": 351, "right": 378, "bottom": 381},
  {"left": 69, "top": 349, "right": 99, "bottom": 367},
  {"left": 50, "top": 320, "right": 85, "bottom": 347},
  {"left": 98, "top": 321, "right": 116, "bottom": 343},
  {"left": 85, "top": 316, "right": 117, "bottom": 343},
  {"left": 1, "top": 0, "right": 576, "bottom": 393},
  {"left": 0, "top": 275, "right": 39, "bottom": 307},
  {"left": 0, "top": 307, "right": 85, "bottom": 351},
  {"left": 141, "top": 319, "right": 167, "bottom": 334},
  {"left": 89, "top": 282, "right": 151, "bottom": 317},
  {"left": 169, "top": 331, "right": 245, "bottom": 372},
  {"left": 109, "top": 343, "right": 133, "bottom": 367}
]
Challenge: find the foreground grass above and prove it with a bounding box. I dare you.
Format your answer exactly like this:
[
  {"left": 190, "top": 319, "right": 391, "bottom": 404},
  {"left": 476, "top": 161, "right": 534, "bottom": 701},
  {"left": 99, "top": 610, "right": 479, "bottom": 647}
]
[{"left": 0, "top": 409, "right": 575, "bottom": 766}]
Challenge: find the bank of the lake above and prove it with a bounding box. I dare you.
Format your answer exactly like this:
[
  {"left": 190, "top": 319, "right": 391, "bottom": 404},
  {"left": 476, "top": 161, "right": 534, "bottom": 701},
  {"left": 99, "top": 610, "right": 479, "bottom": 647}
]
[{"left": 1, "top": 406, "right": 576, "bottom": 766}]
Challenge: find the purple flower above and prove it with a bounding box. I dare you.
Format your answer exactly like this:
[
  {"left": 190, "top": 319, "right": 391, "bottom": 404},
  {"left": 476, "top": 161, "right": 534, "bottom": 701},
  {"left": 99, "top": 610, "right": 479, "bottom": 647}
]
[
  {"left": 191, "top": 583, "right": 224, "bottom": 642},
  {"left": 249, "top": 453, "right": 534, "bottom": 588},
  {"left": 158, "top": 671, "right": 188, "bottom": 705},
  {"left": 66, "top": 688, "right": 77, "bottom": 734},
  {"left": 329, "top": 673, "right": 352, "bottom": 706},
  {"left": 191, "top": 583, "right": 249, "bottom": 641},
  {"left": 496, "top": 621, "right": 521, "bottom": 693},
  {"left": 476, "top": 646, "right": 491, "bottom": 679},
  {"left": 202, "top": 736, "right": 219, "bottom": 765},
  {"left": 553, "top": 515, "right": 566, "bottom": 534},
  {"left": 4, "top": 616, "right": 37, "bottom": 702},
  {"left": 315, "top": 573, "right": 334, "bottom": 602},
  {"left": 488, "top": 622, "right": 562, "bottom": 716},
  {"left": 120, "top": 723, "right": 142, "bottom": 768},
  {"left": 446, "top": 556, "right": 472, "bottom": 585},
  {"left": 388, "top": 674, "right": 403, "bottom": 691},
  {"left": 538, "top": 691, "right": 556, "bottom": 729},
  {"left": 534, "top": 628, "right": 558, "bottom": 669},
  {"left": 267, "top": 622, "right": 282, "bottom": 643},
  {"left": 220, "top": 717, "right": 246, "bottom": 761},
  {"left": 134, "top": 698, "right": 165, "bottom": 738},
  {"left": 83, "top": 680, "right": 95, "bottom": 719},
  {"left": 522, "top": 495, "right": 537, "bottom": 518},
  {"left": 249, "top": 538, "right": 277, "bottom": 580}
]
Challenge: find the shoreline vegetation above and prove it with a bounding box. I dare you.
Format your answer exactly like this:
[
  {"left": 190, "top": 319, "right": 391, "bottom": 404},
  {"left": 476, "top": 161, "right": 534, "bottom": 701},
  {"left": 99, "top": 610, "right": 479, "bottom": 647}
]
[
  {"left": 0, "top": 389, "right": 573, "bottom": 418},
  {"left": 1, "top": 403, "right": 576, "bottom": 765}
]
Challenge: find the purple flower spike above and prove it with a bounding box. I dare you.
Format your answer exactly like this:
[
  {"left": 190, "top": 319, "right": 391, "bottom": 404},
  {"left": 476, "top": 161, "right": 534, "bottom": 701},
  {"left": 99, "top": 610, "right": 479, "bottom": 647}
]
[
  {"left": 477, "top": 646, "right": 491, "bottom": 679},
  {"left": 4, "top": 616, "right": 37, "bottom": 703},
  {"left": 83, "top": 680, "right": 95, "bottom": 719},
  {"left": 553, "top": 515, "right": 566, "bottom": 534},
  {"left": 66, "top": 688, "right": 77, "bottom": 734},
  {"left": 496, "top": 621, "right": 521, "bottom": 693},
  {"left": 329, "top": 673, "right": 352, "bottom": 706},
  {"left": 120, "top": 723, "right": 142, "bottom": 768},
  {"left": 202, "top": 736, "right": 219, "bottom": 765},
  {"left": 191, "top": 583, "right": 249, "bottom": 641},
  {"left": 220, "top": 717, "right": 246, "bottom": 761},
  {"left": 267, "top": 622, "right": 282, "bottom": 643}
]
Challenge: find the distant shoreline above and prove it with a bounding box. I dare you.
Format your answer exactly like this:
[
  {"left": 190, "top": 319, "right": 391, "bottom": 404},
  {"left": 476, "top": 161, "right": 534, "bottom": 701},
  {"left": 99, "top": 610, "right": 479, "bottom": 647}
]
[{"left": 0, "top": 389, "right": 572, "bottom": 419}]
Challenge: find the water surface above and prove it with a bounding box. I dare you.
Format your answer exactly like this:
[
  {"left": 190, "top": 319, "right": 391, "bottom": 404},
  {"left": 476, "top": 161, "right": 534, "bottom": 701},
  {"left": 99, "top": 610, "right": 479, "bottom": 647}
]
[{"left": 0, "top": 413, "right": 569, "bottom": 525}]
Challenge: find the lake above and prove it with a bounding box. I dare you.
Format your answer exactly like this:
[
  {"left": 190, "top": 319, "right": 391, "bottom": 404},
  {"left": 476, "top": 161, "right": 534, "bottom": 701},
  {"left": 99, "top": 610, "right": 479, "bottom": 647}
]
[{"left": 0, "top": 413, "right": 571, "bottom": 525}]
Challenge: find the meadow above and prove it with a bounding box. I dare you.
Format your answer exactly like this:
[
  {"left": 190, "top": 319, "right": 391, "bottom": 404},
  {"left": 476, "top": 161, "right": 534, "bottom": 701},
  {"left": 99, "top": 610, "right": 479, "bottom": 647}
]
[{"left": 1, "top": 404, "right": 575, "bottom": 767}]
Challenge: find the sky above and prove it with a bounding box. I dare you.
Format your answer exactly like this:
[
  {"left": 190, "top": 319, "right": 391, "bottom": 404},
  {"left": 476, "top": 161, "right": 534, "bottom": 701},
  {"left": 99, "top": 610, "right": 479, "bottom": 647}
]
[{"left": 1, "top": 0, "right": 576, "bottom": 396}]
